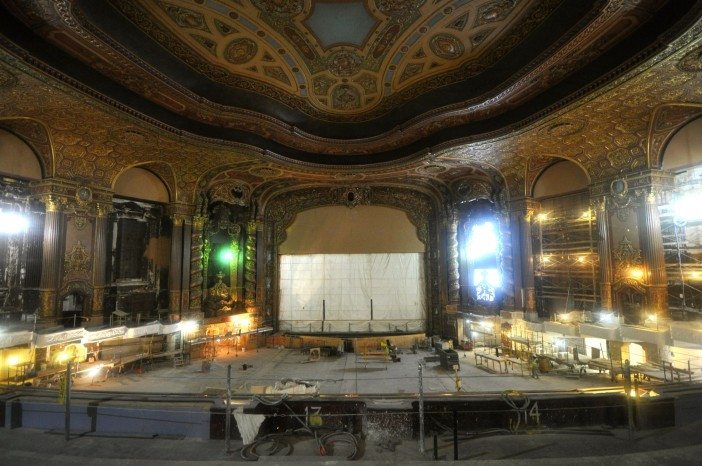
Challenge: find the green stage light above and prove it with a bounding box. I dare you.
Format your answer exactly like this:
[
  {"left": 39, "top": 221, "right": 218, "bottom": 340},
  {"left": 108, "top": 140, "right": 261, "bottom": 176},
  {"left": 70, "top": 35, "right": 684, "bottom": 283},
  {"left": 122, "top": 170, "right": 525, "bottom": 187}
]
[{"left": 219, "top": 248, "right": 234, "bottom": 264}]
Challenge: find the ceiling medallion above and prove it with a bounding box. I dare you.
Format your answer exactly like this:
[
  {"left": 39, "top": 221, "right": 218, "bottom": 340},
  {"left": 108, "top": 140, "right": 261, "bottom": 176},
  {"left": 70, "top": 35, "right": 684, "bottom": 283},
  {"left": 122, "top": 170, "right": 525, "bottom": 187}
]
[
  {"left": 327, "top": 50, "right": 362, "bottom": 77},
  {"left": 429, "top": 33, "right": 464, "bottom": 60},
  {"left": 224, "top": 38, "right": 258, "bottom": 65}
]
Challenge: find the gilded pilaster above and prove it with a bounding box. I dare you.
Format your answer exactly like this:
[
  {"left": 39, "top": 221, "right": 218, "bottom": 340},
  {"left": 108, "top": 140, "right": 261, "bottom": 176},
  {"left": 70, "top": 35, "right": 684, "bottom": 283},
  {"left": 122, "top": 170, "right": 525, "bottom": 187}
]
[
  {"left": 189, "top": 214, "right": 205, "bottom": 311},
  {"left": 508, "top": 197, "right": 539, "bottom": 311},
  {"left": 639, "top": 189, "right": 669, "bottom": 317},
  {"left": 594, "top": 197, "right": 614, "bottom": 310},
  {"left": 39, "top": 194, "right": 63, "bottom": 318},
  {"left": 244, "top": 220, "right": 257, "bottom": 305},
  {"left": 91, "top": 202, "right": 111, "bottom": 322},
  {"left": 446, "top": 207, "right": 460, "bottom": 304}
]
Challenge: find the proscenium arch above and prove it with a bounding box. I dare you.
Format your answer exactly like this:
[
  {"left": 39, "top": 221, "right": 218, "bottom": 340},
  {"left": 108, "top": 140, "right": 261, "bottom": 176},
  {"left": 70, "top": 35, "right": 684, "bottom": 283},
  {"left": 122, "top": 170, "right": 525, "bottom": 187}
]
[
  {"left": 111, "top": 163, "right": 175, "bottom": 203},
  {"left": 260, "top": 185, "right": 441, "bottom": 333}
]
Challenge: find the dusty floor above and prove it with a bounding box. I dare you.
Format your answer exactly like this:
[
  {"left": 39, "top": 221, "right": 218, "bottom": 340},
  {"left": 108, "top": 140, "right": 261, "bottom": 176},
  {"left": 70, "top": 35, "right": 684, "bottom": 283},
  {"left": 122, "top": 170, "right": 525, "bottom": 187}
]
[
  {"left": 1, "top": 421, "right": 702, "bottom": 464},
  {"left": 73, "top": 347, "right": 619, "bottom": 396}
]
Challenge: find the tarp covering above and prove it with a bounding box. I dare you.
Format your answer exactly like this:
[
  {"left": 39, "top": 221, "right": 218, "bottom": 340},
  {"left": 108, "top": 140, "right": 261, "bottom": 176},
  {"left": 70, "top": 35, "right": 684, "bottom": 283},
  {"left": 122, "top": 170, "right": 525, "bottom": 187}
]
[{"left": 279, "top": 253, "right": 425, "bottom": 325}]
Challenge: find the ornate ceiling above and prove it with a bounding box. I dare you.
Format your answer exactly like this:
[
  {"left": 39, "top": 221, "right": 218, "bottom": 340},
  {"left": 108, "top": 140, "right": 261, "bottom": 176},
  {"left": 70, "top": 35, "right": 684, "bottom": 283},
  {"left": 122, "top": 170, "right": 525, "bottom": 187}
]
[
  {"left": 1, "top": 0, "right": 699, "bottom": 164},
  {"left": 1, "top": 0, "right": 702, "bottom": 205}
]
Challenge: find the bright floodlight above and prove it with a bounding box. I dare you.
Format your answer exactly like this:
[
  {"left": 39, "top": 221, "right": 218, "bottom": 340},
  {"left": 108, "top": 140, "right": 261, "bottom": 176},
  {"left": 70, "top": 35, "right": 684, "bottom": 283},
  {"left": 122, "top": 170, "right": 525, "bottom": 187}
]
[
  {"left": 473, "top": 268, "right": 502, "bottom": 287},
  {"left": 467, "top": 221, "right": 498, "bottom": 261},
  {"left": 674, "top": 191, "right": 702, "bottom": 223},
  {"left": 181, "top": 320, "right": 198, "bottom": 333},
  {"left": 0, "top": 211, "right": 29, "bottom": 235}
]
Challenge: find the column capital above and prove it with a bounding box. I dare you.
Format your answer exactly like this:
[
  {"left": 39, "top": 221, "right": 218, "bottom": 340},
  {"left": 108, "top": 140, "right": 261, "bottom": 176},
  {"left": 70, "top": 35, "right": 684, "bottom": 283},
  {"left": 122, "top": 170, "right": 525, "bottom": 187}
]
[
  {"left": 167, "top": 202, "right": 195, "bottom": 225},
  {"left": 508, "top": 197, "right": 540, "bottom": 216},
  {"left": 192, "top": 214, "right": 206, "bottom": 230}
]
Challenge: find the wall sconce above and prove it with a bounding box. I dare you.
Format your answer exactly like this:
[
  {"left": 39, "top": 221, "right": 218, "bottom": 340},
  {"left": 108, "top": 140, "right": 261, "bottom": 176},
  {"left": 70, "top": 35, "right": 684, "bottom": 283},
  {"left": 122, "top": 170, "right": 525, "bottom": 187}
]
[{"left": 628, "top": 267, "right": 644, "bottom": 280}]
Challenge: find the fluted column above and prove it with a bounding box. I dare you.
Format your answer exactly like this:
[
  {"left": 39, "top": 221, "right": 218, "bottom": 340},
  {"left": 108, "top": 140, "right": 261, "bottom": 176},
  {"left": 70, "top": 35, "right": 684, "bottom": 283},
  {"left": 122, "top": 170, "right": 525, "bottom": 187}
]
[
  {"left": 91, "top": 203, "right": 111, "bottom": 323},
  {"left": 499, "top": 209, "right": 515, "bottom": 308},
  {"left": 169, "top": 214, "right": 184, "bottom": 316},
  {"left": 639, "top": 190, "right": 669, "bottom": 317},
  {"left": 594, "top": 198, "right": 614, "bottom": 310},
  {"left": 447, "top": 207, "right": 460, "bottom": 304},
  {"left": 244, "top": 220, "right": 257, "bottom": 307},
  {"left": 189, "top": 215, "right": 205, "bottom": 311},
  {"left": 180, "top": 219, "right": 192, "bottom": 311},
  {"left": 39, "top": 195, "right": 64, "bottom": 319},
  {"left": 509, "top": 198, "right": 538, "bottom": 311}
]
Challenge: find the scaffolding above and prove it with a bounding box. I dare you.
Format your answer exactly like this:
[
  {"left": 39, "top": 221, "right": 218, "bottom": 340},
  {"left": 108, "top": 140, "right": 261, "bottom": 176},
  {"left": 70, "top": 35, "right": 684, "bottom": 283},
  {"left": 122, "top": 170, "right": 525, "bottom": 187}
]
[
  {"left": 659, "top": 169, "right": 702, "bottom": 318},
  {"left": 532, "top": 203, "right": 599, "bottom": 315}
]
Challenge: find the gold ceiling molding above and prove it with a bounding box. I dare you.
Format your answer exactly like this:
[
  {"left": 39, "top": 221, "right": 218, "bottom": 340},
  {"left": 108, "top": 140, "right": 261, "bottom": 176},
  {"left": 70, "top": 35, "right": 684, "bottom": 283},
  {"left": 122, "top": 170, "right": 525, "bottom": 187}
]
[
  {"left": 3, "top": 0, "right": 687, "bottom": 158},
  {"left": 0, "top": 10, "right": 701, "bottom": 204}
]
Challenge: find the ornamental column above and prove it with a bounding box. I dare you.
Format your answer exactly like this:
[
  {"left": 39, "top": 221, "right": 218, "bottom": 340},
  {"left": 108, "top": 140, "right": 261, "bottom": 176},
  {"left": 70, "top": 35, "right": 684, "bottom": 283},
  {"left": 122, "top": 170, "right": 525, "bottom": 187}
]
[
  {"left": 39, "top": 194, "right": 64, "bottom": 319},
  {"left": 508, "top": 197, "right": 539, "bottom": 312},
  {"left": 592, "top": 196, "right": 614, "bottom": 310},
  {"left": 91, "top": 202, "right": 111, "bottom": 323},
  {"left": 169, "top": 213, "right": 185, "bottom": 317},
  {"left": 244, "top": 220, "right": 258, "bottom": 308},
  {"left": 639, "top": 190, "right": 670, "bottom": 318},
  {"left": 189, "top": 214, "right": 205, "bottom": 311},
  {"left": 446, "top": 206, "right": 460, "bottom": 305}
]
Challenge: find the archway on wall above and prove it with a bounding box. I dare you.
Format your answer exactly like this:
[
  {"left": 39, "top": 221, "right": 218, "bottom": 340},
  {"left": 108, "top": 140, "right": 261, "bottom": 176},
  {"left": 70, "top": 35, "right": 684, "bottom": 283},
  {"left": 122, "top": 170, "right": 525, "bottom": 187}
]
[
  {"left": 530, "top": 159, "right": 596, "bottom": 317},
  {"left": 277, "top": 205, "right": 426, "bottom": 334},
  {"left": 108, "top": 166, "right": 171, "bottom": 319},
  {"left": 113, "top": 166, "right": 170, "bottom": 203},
  {"left": 0, "top": 128, "right": 44, "bottom": 315},
  {"left": 0, "top": 128, "right": 43, "bottom": 180},
  {"left": 659, "top": 117, "right": 702, "bottom": 319}
]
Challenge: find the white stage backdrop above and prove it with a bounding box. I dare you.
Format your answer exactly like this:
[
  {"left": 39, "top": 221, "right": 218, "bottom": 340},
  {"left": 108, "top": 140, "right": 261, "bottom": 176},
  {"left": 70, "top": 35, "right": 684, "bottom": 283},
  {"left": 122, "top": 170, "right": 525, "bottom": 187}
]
[{"left": 279, "top": 253, "right": 425, "bottom": 322}]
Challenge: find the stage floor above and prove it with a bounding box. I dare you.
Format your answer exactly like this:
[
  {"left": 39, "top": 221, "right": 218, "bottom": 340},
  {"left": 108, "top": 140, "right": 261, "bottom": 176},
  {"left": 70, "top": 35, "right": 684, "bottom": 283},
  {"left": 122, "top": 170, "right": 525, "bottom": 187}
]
[{"left": 74, "top": 347, "right": 620, "bottom": 396}]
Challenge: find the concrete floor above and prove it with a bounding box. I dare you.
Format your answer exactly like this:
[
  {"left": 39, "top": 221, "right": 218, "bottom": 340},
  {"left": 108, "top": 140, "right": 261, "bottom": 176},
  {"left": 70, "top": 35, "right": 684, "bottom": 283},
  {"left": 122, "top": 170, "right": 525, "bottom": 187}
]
[
  {"left": 74, "top": 347, "right": 619, "bottom": 395},
  {"left": 2, "top": 421, "right": 702, "bottom": 464}
]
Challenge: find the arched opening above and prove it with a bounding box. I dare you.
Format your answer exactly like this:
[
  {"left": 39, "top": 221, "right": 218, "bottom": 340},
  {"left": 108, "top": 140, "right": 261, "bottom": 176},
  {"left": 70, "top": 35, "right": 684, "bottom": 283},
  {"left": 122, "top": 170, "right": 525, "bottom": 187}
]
[
  {"left": 531, "top": 159, "right": 596, "bottom": 317},
  {"left": 106, "top": 167, "right": 171, "bottom": 321},
  {"left": 659, "top": 117, "right": 702, "bottom": 318},
  {"left": 0, "top": 129, "right": 45, "bottom": 318},
  {"left": 0, "top": 128, "right": 43, "bottom": 180}
]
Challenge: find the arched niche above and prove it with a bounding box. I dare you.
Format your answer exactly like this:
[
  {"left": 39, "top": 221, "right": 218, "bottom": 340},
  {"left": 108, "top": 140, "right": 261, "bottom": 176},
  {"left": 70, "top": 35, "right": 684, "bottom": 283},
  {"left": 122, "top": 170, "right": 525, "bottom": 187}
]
[
  {"left": 113, "top": 167, "right": 170, "bottom": 203},
  {"left": 0, "top": 128, "right": 43, "bottom": 180},
  {"left": 531, "top": 159, "right": 589, "bottom": 199},
  {"left": 662, "top": 116, "right": 702, "bottom": 171},
  {"left": 280, "top": 205, "right": 424, "bottom": 254}
]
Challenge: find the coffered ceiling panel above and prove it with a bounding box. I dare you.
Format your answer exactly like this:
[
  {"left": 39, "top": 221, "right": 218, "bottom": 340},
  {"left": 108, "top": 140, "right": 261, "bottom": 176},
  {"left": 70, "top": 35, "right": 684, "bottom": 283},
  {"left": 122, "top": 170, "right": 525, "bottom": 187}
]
[{"left": 0, "top": 0, "right": 701, "bottom": 166}]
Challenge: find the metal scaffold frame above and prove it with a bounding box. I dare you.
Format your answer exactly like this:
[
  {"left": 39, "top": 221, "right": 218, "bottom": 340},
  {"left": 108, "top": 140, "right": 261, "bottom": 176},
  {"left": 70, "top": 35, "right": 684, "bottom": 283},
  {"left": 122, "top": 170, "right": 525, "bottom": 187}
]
[
  {"left": 660, "top": 170, "right": 702, "bottom": 318},
  {"left": 532, "top": 203, "right": 599, "bottom": 315}
]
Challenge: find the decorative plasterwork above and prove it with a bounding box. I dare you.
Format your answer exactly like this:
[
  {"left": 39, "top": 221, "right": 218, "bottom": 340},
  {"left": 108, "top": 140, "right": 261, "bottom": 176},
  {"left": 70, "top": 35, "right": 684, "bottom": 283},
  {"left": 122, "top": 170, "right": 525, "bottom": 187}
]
[
  {"left": 208, "top": 180, "right": 251, "bottom": 207},
  {"left": 64, "top": 240, "right": 91, "bottom": 276},
  {"left": 0, "top": 9, "right": 701, "bottom": 204},
  {"left": 612, "top": 235, "right": 645, "bottom": 292},
  {"left": 2, "top": 0, "right": 692, "bottom": 161}
]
